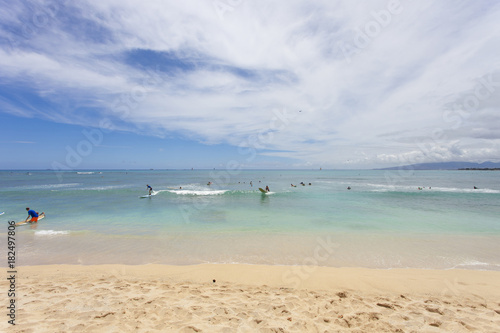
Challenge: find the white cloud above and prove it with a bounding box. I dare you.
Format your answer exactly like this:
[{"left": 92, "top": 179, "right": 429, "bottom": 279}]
[{"left": 1, "top": 0, "right": 500, "bottom": 167}]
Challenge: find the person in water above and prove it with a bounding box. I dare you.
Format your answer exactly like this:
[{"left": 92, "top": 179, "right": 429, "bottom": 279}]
[
  {"left": 146, "top": 184, "right": 153, "bottom": 195},
  {"left": 25, "top": 207, "right": 44, "bottom": 223},
  {"left": 265, "top": 185, "right": 270, "bottom": 192}
]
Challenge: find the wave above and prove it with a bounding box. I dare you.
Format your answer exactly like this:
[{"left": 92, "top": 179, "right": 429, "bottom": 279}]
[
  {"left": 165, "top": 189, "right": 286, "bottom": 197},
  {"left": 169, "top": 189, "right": 229, "bottom": 196},
  {"left": 34, "top": 230, "right": 70, "bottom": 236},
  {"left": 430, "top": 187, "right": 500, "bottom": 194},
  {"left": 78, "top": 185, "right": 130, "bottom": 191},
  {"left": 10, "top": 183, "right": 82, "bottom": 190},
  {"left": 366, "top": 183, "right": 500, "bottom": 194},
  {"left": 452, "top": 260, "right": 500, "bottom": 271},
  {"left": 152, "top": 189, "right": 169, "bottom": 194},
  {"left": 76, "top": 172, "right": 95, "bottom": 175}
]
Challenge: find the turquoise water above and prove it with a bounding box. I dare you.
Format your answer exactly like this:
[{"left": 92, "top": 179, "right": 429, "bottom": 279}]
[{"left": 1, "top": 169, "right": 499, "bottom": 269}]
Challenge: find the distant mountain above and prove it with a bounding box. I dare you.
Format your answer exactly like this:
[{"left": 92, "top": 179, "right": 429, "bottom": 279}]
[{"left": 378, "top": 161, "right": 500, "bottom": 170}]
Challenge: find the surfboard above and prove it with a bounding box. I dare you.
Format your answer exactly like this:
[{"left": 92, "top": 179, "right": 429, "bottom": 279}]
[
  {"left": 16, "top": 214, "right": 45, "bottom": 226},
  {"left": 259, "top": 188, "right": 267, "bottom": 193},
  {"left": 140, "top": 191, "right": 157, "bottom": 198},
  {"left": 0, "top": 212, "right": 4, "bottom": 216}
]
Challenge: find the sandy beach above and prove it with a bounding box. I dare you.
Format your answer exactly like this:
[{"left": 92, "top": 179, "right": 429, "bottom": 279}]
[{"left": 3, "top": 264, "right": 500, "bottom": 332}]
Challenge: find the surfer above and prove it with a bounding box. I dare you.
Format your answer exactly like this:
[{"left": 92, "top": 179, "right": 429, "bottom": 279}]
[
  {"left": 25, "top": 207, "right": 44, "bottom": 223},
  {"left": 265, "top": 186, "right": 270, "bottom": 192},
  {"left": 146, "top": 184, "right": 153, "bottom": 195}
]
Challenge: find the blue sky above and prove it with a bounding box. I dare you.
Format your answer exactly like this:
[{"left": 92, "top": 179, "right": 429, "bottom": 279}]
[{"left": 1, "top": 0, "right": 499, "bottom": 170}]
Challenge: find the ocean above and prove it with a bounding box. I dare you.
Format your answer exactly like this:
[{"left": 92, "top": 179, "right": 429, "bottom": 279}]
[{"left": 1, "top": 169, "right": 499, "bottom": 270}]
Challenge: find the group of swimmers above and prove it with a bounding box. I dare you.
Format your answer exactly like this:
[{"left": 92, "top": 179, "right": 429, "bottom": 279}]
[{"left": 290, "top": 182, "right": 312, "bottom": 187}]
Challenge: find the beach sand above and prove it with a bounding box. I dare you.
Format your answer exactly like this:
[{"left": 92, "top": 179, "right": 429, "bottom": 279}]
[{"left": 3, "top": 264, "right": 500, "bottom": 332}]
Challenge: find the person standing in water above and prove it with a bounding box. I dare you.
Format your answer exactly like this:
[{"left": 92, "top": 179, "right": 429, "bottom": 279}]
[{"left": 265, "top": 185, "right": 270, "bottom": 192}]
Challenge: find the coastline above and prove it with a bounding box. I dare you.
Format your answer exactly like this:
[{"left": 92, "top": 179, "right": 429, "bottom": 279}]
[{"left": 4, "top": 264, "right": 500, "bottom": 332}]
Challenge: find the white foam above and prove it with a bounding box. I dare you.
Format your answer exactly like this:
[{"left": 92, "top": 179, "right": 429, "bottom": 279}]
[
  {"left": 81, "top": 185, "right": 129, "bottom": 191},
  {"left": 366, "top": 183, "right": 500, "bottom": 194},
  {"left": 366, "top": 183, "right": 411, "bottom": 191},
  {"left": 15, "top": 183, "right": 82, "bottom": 190},
  {"left": 34, "top": 230, "right": 70, "bottom": 236},
  {"left": 77, "top": 172, "right": 95, "bottom": 175},
  {"left": 452, "top": 260, "right": 500, "bottom": 270},
  {"left": 169, "top": 189, "right": 228, "bottom": 196},
  {"left": 431, "top": 187, "right": 500, "bottom": 194}
]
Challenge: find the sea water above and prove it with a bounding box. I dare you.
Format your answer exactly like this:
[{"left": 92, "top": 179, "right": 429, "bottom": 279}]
[{"left": 1, "top": 169, "right": 499, "bottom": 270}]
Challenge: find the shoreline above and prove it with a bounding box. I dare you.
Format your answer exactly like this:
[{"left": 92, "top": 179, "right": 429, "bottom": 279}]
[{"left": 4, "top": 264, "right": 500, "bottom": 332}]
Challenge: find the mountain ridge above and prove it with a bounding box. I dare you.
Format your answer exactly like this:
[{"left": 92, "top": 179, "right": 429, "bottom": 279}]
[{"left": 377, "top": 161, "right": 500, "bottom": 170}]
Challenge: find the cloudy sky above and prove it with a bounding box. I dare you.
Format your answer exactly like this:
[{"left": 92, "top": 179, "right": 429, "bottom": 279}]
[{"left": 1, "top": 0, "right": 499, "bottom": 170}]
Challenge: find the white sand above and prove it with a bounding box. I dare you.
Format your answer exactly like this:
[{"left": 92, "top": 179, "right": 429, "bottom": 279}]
[{"left": 3, "top": 264, "right": 500, "bottom": 332}]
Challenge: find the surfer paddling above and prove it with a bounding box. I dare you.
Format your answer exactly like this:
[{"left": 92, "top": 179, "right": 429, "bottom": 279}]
[{"left": 25, "top": 207, "right": 44, "bottom": 223}]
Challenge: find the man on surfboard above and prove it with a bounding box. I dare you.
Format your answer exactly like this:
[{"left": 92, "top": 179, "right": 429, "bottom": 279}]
[
  {"left": 146, "top": 184, "right": 153, "bottom": 195},
  {"left": 25, "top": 207, "right": 44, "bottom": 223}
]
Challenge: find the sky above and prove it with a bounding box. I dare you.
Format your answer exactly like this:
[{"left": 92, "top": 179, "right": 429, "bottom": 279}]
[{"left": 0, "top": 0, "right": 499, "bottom": 170}]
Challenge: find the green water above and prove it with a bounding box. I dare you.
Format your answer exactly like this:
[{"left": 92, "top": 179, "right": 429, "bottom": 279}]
[{"left": 1, "top": 169, "right": 499, "bottom": 269}]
